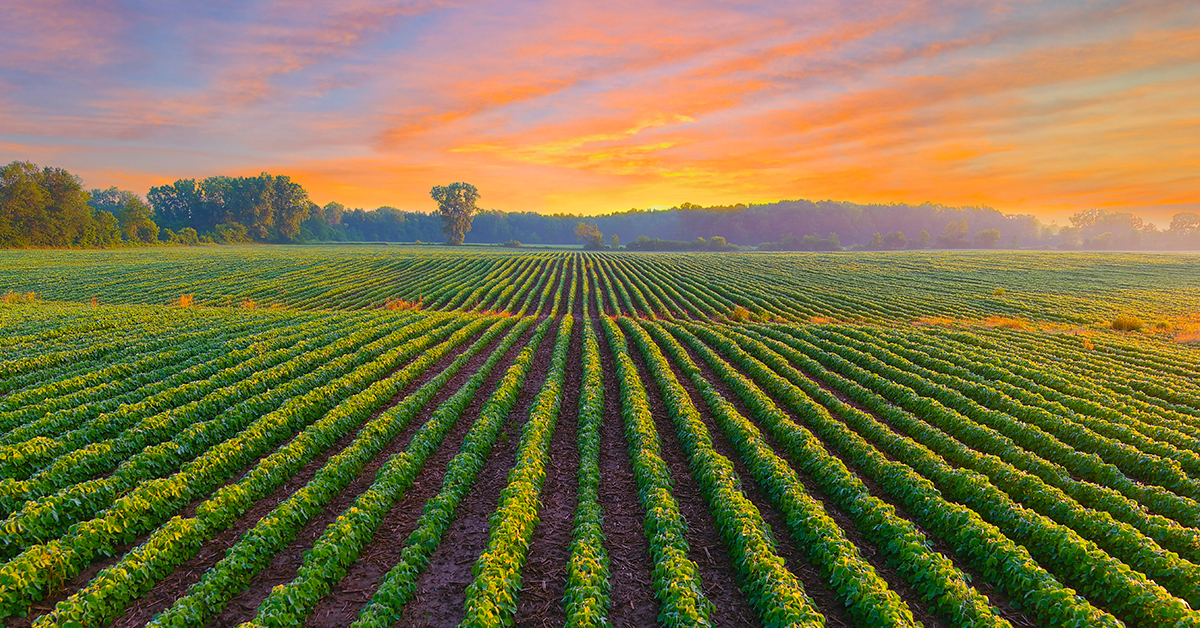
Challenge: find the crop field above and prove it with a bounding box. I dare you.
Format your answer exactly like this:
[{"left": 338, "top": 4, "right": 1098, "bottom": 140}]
[{"left": 1, "top": 248, "right": 1199, "bottom": 628}]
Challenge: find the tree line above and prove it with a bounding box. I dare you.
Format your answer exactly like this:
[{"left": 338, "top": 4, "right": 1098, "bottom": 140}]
[{"left": 2, "top": 160, "right": 1198, "bottom": 250}]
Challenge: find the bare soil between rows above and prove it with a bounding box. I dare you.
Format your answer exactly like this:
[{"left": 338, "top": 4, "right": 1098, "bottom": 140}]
[{"left": 392, "top": 319, "right": 557, "bottom": 628}]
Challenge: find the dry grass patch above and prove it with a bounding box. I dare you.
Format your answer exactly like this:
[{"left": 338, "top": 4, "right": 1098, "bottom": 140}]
[
  {"left": 983, "top": 316, "right": 1030, "bottom": 330},
  {"left": 3, "top": 291, "right": 37, "bottom": 304},
  {"left": 1173, "top": 316, "right": 1200, "bottom": 344},
  {"left": 176, "top": 294, "right": 195, "bottom": 308},
  {"left": 915, "top": 316, "right": 958, "bottom": 327}
]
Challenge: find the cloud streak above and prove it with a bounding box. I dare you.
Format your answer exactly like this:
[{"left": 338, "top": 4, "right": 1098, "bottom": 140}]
[{"left": 0, "top": 0, "right": 1196, "bottom": 221}]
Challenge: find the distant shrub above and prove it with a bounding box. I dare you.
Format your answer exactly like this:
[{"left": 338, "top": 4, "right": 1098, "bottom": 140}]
[
  {"left": 1111, "top": 315, "right": 1143, "bottom": 331},
  {"left": 729, "top": 305, "right": 752, "bottom": 322},
  {"left": 503, "top": 239, "right": 523, "bottom": 248}
]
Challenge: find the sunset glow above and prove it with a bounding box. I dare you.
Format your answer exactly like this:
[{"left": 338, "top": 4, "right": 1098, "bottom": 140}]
[{"left": 2, "top": 0, "right": 1197, "bottom": 222}]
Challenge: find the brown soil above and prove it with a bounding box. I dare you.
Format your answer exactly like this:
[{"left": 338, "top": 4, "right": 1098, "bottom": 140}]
[
  {"left": 303, "top": 322, "right": 538, "bottom": 627},
  {"left": 592, "top": 319, "right": 659, "bottom": 627},
  {"left": 656, "top": 331, "right": 858, "bottom": 628},
  {"left": 114, "top": 322, "right": 471, "bottom": 626},
  {"left": 623, "top": 331, "right": 759, "bottom": 627},
  {"left": 512, "top": 318, "right": 582, "bottom": 628},
  {"left": 5, "top": 322, "right": 444, "bottom": 628},
  {"left": 203, "top": 323, "right": 512, "bottom": 628},
  {"left": 524, "top": 260, "right": 559, "bottom": 317},
  {"left": 3, "top": 530, "right": 150, "bottom": 628},
  {"left": 745, "top": 330, "right": 1040, "bottom": 628},
  {"left": 392, "top": 319, "right": 557, "bottom": 628},
  {"left": 670, "top": 331, "right": 944, "bottom": 628}
]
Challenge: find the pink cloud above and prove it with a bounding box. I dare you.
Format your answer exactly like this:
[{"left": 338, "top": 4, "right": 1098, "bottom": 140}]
[{"left": 1, "top": 0, "right": 1197, "bottom": 221}]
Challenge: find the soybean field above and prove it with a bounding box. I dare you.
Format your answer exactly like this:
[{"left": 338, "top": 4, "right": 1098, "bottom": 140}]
[{"left": 1, "top": 247, "right": 1199, "bottom": 628}]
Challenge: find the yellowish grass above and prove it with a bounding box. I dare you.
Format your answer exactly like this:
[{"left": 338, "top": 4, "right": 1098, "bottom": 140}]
[
  {"left": 1175, "top": 330, "right": 1200, "bottom": 345},
  {"left": 3, "top": 291, "right": 36, "bottom": 304},
  {"left": 1174, "top": 318, "right": 1200, "bottom": 344},
  {"left": 983, "top": 316, "right": 1030, "bottom": 330},
  {"left": 240, "top": 299, "right": 257, "bottom": 309},
  {"left": 915, "top": 316, "right": 958, "bottom": 327},
  {"left": 809, "top": 316, "right": 834, "bottom": 324},
  {"left": 176, "top": 294, "right": 195, "bottom": 308}
]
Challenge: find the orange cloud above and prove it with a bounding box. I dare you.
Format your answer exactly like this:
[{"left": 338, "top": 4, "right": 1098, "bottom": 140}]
[{"left": 2, "top": 0, "right": 1197, "bottom": 223}]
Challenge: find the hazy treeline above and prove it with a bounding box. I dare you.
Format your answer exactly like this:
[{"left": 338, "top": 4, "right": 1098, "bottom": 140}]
[{"left": 3, "top": 160, "right": 1199, "bottom": 250}]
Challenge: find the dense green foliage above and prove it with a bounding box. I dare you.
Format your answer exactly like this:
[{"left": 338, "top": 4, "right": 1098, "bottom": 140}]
[
  {"left": 1, "top": 249, "right": 1199, "bottom": 628},
  {"left": 3, "top": 247, "right": 1199, "bottom": 326}
]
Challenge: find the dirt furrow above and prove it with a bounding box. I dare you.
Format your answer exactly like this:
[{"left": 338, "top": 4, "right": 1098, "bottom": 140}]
[
  {"left": 7, "top": 322, "right": 461, "bottom": 628},
  {"left": 592, "top": 319, "right": 658, "bottom": 627},
  {"left": 741, "top": 331, "right": 1039, "bottom": 628},
  {"left": 392, "top": 321, "right": 556, "bottom": 628},
  {"left": 657, "top": 332, "right": 858, "bottom": 628},
  {"left": 513, "top": 319, "right": 582, "bottom": 628},
  {"left": 671, "top": 331, "right": 939, "bottom": 627},
  {"left": 624, "top": 333, "right": 758, "bottom": 626},
  {"left": 302, "top": 323, "right": 538, "bottom": 628},
  {"left": 205, "top": 325, "right": 516, "bottom": 628}
]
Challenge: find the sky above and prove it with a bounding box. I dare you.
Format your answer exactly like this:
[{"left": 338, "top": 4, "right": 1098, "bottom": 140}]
[{"left": 1, "top": 0, "right": 1197, "bottom": 224}]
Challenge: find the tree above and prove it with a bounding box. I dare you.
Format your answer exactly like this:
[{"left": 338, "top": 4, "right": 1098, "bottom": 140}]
[
  {"left": 575, "top": 222, "right": 604, "bottom": 249},
  {"left": 882, "top": 231, "right": 906, "bottom": 250},
  {"left": 611, "top": 233, "right": 620, "bottom": 248},
  {"left": 0, "top": 161, "right": 116, "bottom": 248},
  {"left": 119, "top": 196, "right": 159, "bottom": 243},
  {"left": 269, "top": 175, "right": 311, "bottom": 241},
  {"left": 867, "top": 232, "right": 884, "bottom": 250},
  {"left": 937, "top": 220, "right": 969, "bottom": 248},
  {"left": 430, "top": 182, "right": 480, "bottom": 245},
  {"left": 917, "top": 229, "right": 931, "bottom": 249},
  {"left": 323, "top": 201, "right": 346, "bottom": 226},
  {"left": 974, "top": 228, "right": 1002, "bottom": 248},
  {"left": 1170, "top": 213, "right": 1200, "bottom": 236},
  {"left": 92, "top": 210, "right": 122, "bottom": 246},
  {"left": 0, "top": 161, "right": 49, "bottom": 246},
  {"left": 148, "top": 179, "right": 202, "bottom": 231}
]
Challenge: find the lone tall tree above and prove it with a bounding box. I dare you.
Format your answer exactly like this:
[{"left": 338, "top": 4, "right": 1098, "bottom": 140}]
[{"left": 430, "top": 182, "right": 479, "bottom": 245}]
